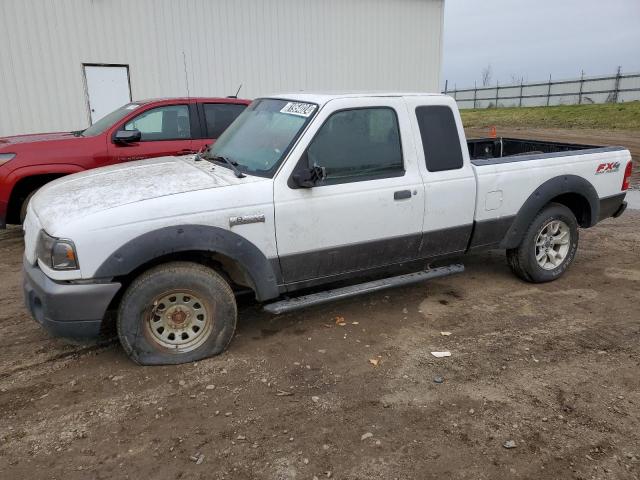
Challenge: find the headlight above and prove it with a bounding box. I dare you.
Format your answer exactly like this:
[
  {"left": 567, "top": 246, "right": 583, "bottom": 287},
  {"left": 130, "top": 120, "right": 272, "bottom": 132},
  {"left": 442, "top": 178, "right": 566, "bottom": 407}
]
[
  {"left": 36, "top": 231, "right": 79, "bottom": 270},
  {"left": 0, "top": 153, "right": 16, "bottom": 165}
]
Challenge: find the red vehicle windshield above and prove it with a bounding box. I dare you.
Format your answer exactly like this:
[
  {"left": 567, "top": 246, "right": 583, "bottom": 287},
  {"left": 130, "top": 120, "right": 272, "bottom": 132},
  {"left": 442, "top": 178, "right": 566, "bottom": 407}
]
[{"left": 81, "top": 103, "right": 143, "bottom": 136}]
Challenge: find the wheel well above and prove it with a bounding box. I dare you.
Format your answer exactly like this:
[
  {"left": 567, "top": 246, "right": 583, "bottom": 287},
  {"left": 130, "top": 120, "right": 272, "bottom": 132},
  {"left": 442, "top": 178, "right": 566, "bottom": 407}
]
[
  {"left": 7, "top": 174, "right": 65, "bottom": 223},
  {"left": 102, "top": 250, "right": 256, "bottom": 333},
  {"left": 111, "top": 250, "right": 255, "bottom": 303},
  {"left": 548, "top": 192, "right": 592, "bottom": 227}
]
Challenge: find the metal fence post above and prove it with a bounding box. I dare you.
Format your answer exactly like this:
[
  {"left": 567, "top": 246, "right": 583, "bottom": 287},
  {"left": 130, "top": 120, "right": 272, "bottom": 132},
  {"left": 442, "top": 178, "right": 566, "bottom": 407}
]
[
  {"left": 546, "top": 74, "right": 552, "bottom": 106},
  {"left": 578, "top": 70, "right": 584, "bottom": 105},
  {"left": 495, "top": 81, "right": 499, "bottom": 107},
  {"left": 444, "top": 79, "right": 448, "bottom": 96},
  {"left": 473, "top": 81, "right": 477, "bottom": 109},
  {"left": 519, "top": 79, "right": 523, "bottom": 107},
  {"left": 612, "top": 66, "right": 622, "bottom": 103}
]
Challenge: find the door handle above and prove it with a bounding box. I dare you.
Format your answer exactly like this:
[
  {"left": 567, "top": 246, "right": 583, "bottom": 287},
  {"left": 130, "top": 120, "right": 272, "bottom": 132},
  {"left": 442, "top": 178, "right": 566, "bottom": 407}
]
[
  {"left": 177, "top": 149, "right": 196, "bottom": 155},
  {"left": 394, "top": 190, "right": 412, "bottom": 200}
]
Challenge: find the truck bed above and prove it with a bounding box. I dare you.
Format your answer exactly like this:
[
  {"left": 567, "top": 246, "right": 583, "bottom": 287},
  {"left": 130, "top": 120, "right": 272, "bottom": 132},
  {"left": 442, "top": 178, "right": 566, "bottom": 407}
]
[{"left": 468, "top": 137, "right": 623, "bottom": 165}]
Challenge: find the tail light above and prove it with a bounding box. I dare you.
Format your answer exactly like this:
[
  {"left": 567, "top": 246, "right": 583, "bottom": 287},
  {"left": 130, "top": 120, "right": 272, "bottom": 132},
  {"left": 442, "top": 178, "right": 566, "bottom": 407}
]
[{"left": 622, "top": 161, "right": 633, "bottom": 191}]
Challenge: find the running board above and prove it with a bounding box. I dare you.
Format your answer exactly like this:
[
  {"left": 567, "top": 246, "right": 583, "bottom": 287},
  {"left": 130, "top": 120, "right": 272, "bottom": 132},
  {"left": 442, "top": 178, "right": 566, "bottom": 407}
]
[{"left": 263, "top": 264, "right": 464, "bottom": 315}]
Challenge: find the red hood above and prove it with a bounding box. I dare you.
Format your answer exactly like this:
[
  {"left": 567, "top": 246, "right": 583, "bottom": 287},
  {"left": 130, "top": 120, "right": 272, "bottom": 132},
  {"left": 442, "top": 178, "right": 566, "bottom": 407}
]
[{"left": 0, "top": 131, "right": 80, "bottom": 146}]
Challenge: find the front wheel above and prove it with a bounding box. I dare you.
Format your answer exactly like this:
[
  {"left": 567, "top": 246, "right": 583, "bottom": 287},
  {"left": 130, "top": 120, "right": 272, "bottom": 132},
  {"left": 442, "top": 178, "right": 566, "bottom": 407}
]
[
  {"left": 506, "top": 203, "right": 579, "bottom": 283},
  {"left": 117, "top": 262, "right": 237, "bottom": 365}
]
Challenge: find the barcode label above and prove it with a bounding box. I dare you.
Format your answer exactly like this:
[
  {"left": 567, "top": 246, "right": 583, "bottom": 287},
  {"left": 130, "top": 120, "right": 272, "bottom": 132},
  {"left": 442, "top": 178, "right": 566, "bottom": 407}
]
[{"left": 280, "top": 102, "right": 316, "bottom": 117}]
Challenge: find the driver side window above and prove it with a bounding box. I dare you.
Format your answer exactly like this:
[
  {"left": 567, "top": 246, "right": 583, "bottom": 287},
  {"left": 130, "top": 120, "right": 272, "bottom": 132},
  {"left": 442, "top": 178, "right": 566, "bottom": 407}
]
[
  {"left": 305, "top": 107, "right": 404, "bottom": 184},
  {"left": 124, "top": 105, "right": 191, "bottom": 141}
]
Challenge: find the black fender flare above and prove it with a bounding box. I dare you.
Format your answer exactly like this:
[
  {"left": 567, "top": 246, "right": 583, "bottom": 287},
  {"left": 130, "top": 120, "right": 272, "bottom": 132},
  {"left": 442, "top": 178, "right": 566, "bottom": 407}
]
[
  {"left": 94, "top": 225, "right": 280, "bottom": 301},
  {"left": 500, "top": 175, "right": 599, "bottom": 249}
]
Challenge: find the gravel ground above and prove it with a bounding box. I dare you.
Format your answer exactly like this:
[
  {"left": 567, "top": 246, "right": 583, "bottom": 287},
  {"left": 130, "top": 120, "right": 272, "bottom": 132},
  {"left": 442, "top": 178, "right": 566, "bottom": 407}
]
[{"left": 1, "top": 208, "right": 639, "bottom": 479}]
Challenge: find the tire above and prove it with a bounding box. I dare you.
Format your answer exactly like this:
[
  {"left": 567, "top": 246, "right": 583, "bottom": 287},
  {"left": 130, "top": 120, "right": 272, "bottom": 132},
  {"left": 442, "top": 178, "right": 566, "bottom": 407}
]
[
  {"left": 19, "top": 190, "right": 37, "bottom": 224},
  {"left": 506, "top": 202, "right": 579, "bottom": 283},
  {"left": 117, "top": 261, "right": 237, "bottom": 365}
]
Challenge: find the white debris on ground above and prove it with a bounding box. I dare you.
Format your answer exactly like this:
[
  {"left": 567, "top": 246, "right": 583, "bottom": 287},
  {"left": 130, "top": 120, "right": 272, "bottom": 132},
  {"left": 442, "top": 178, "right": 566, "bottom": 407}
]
[{"left": 431, "top": 351, "right": 451, "bottom": 358}]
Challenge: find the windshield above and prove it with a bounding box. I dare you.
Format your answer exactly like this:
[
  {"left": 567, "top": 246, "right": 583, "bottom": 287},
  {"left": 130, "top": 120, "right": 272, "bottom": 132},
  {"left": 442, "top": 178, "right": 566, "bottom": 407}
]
[
  {"left": 208, "top": 98, "right": 317, "bottom": 176},
  {"left": 82, "top": 103, "right": 142, "bottom": 136}
]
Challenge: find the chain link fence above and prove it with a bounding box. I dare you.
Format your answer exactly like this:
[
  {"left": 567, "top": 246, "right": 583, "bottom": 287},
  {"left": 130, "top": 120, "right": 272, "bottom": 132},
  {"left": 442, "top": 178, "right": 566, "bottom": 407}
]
[{"left": 444, "top": 68, "right": 640, "bottom": 109}]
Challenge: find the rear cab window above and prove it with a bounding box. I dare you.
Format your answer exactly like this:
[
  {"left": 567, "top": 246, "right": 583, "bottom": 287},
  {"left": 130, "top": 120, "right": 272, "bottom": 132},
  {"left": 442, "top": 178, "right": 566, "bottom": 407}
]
[
  {"left": 202, "top": 103, "right": 247, "bottom": 138},
  {"left": 415, "top": 105, "right": 463, "bottom": 172}
]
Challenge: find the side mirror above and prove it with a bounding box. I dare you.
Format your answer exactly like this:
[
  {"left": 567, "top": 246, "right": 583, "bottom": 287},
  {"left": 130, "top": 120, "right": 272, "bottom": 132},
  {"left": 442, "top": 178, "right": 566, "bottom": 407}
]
[
  {"left": 114, "top": 129, "right": 141, "bottom": 144},
  {"left": 293, "top": 165, "right": 326, "bottom": 188}
]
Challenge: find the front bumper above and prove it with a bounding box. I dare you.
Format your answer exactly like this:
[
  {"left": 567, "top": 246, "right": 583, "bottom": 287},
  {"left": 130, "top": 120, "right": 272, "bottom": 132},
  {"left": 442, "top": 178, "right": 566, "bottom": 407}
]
[{"left": 23, "top": 259, "right": 121, "bottom": 338}]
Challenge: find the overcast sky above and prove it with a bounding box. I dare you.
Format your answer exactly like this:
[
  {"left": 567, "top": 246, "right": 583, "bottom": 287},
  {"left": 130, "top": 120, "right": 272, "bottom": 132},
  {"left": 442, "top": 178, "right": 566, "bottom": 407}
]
[{"left": 442, "top": 0, "right": 640, "bottom": 89}]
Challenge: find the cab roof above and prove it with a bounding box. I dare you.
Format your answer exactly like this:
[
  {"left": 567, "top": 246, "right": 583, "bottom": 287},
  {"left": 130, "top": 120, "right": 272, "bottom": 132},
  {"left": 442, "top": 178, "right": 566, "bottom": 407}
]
[
  {"left": 268, "top": 91, "right": 445, "bottom": 106},
  {"left": 134, "top": 97, "right": 251, "bottom": 105}
]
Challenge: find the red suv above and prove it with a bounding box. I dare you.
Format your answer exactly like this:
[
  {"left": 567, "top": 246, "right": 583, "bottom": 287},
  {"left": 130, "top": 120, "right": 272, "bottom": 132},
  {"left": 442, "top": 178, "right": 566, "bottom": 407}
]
[{"left": 0, "top": 97, "right": 250, "bottom": 228}]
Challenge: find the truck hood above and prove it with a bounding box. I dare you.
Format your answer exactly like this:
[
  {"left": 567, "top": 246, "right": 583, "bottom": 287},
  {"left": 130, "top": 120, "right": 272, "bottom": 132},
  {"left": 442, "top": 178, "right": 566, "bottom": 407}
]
[
  {"left": 0, "top": 131, "right": 79, "bottom": 146},
  {"left": 31, "top": 156, "right": 253, "bottom": 233}
]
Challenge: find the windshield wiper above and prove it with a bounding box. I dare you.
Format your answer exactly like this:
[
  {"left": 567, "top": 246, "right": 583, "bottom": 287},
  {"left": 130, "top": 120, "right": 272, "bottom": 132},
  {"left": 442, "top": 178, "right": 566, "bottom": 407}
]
[{"left": 208, "top": 154, "right": 246, "bottom": 178}]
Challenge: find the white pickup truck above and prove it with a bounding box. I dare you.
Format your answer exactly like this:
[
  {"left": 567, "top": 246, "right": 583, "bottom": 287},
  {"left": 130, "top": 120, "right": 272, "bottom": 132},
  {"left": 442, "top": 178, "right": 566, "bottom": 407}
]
[{"left": 22, "top": 93, "right": 632, "bottom": 365}]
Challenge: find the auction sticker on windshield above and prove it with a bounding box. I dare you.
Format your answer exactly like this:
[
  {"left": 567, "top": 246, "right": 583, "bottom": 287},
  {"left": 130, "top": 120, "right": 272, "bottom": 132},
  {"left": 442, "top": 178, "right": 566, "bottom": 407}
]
[{"left": 280, "top": 102, "right": 316, "bottom": 117}]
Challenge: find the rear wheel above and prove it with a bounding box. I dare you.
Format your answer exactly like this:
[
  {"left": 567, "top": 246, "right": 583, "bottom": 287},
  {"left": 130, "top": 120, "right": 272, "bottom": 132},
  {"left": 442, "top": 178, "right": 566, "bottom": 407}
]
[
  {"left": 506, "top": 203, "right": 579, "bottom": 283},
  {"left": 117, "top": 262, "right": 237, "bottom": 365}
]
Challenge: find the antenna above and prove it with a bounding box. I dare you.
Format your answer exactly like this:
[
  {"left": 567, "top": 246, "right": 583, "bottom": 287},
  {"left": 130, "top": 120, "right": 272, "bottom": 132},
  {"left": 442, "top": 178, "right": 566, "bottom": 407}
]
[
  {"left": 182, "top": 51, "right": 190, "bottom": 98},
  {"left": 228, "top": 83, "right": 242, "bottom": 99}
]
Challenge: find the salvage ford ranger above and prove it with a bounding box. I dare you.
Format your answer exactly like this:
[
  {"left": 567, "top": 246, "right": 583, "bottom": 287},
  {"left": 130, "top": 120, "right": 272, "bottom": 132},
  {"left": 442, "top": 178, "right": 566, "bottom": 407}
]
[{"left": 22, "top": 93, "right": 632, "bottom": 365}]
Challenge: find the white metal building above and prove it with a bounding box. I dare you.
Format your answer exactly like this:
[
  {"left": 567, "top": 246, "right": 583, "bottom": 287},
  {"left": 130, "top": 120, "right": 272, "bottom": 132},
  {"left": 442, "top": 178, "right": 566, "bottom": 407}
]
[{"left": 0, "top": 0, "right": 445, "bottom": 137}]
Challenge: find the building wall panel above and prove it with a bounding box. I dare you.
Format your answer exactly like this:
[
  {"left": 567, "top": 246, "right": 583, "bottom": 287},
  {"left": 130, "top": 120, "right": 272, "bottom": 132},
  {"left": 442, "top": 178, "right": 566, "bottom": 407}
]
[{"left": 0, "top": 0, "right": 444, "bottom": 135}]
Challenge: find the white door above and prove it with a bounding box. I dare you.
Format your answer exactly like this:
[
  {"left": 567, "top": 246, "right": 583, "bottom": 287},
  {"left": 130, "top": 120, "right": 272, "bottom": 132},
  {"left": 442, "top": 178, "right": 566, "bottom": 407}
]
[
  {"left": 404, "top": 96, "right": 477, "bottom": 257},
  {"left": 84, "top": 65, "right": 131, "bottom": 124},
  {"left": 274, "top": 97, "right": 425, "bottom": 287}
]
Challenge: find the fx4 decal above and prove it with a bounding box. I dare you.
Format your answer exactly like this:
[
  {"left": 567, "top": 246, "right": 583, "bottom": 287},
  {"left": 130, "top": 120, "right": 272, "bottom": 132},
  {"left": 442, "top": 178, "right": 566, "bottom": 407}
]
[{"left": 595, "top": 162, "right": 620, "bottom": 174}]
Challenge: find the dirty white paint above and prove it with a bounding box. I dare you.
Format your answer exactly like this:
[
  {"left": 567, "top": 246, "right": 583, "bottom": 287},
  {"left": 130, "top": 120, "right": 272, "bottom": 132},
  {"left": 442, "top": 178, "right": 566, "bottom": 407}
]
[
  {"left": 473, "top": 150, "right": 633, "bottom": 222},
  {"left": 25, "top": 154, "right": 276, "bottom": 279},
  {"left": 0, "top": 0, "right": 444, "bottom": 136},
  {"left": 31, "top": 156, "right": 242, "bottom": 229},
  {"left": 23, "top": 93, "right": 630, "bottom": 285}
]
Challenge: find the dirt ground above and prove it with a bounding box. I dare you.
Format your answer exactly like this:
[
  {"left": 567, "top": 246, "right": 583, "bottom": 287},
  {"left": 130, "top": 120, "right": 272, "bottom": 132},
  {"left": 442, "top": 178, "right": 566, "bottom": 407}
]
[
  {"left": 1, "top": 206, "right": 639, "bottom": 479},
  {"left": 465, "top": 127, "right": 640, "bottom": 189}
]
